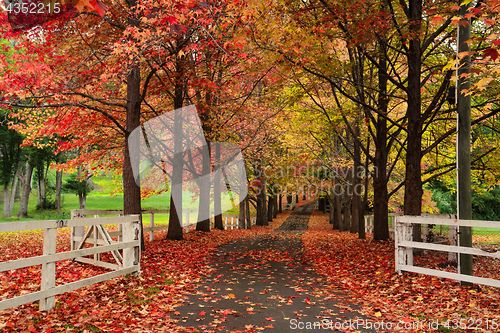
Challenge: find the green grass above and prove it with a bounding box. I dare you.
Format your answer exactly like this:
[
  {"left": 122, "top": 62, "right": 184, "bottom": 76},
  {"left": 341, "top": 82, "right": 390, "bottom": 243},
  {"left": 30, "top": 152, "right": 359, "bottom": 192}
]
[{"left": 0, "top": 173, "right": 247, "bottom": 223}]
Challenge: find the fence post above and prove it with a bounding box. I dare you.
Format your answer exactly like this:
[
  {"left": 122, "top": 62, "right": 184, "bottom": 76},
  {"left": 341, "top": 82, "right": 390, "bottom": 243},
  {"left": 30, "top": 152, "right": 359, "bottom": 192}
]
[
  {"left": 123, "top": 218, "right": 141, "bottom": 275},
  {"left": 118, "top": 213, "right": 123, "bottom": 242},
  {"left": 71, "top": 210, "right": 85, "bottom": 251},
  {"left": 403, "top": 218, "right": 413, "bottom": 268},
  {"left": 40, "top": 227, "right": 57, "bottom": 311},
  {"left": 150, "top": 213, "right": 155, "bottom": 241},
  {"left": 449, "top": 225, "right": 458, "bottom": 261},
  {"left": 395, "top": 216, "right": 401, "bottom": 274}
]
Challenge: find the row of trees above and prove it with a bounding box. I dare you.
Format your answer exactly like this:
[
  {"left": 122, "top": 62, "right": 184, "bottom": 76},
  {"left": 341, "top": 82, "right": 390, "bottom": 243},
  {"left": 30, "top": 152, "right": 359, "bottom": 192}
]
[
  {"left": 0, "top": 112, "right": 95, "bottom": 217},
  {"left": 247, "top": 0, "right": 500, "bottom": 241},
  {"left": 1, "top": 0, "right": 500, "bottom": 243}
]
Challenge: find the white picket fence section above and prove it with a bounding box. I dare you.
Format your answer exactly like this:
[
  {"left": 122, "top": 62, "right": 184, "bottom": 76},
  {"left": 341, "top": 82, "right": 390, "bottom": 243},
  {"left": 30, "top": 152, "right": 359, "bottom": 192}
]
[
  {"left": 0, "top": 216, "right": 141, "bottom": 312},
  {"left": 395, "top": 215, "right": 500, "bottom": 288},
  {"left": 71, "top": 209, "right": 257, "bottom": 242}
]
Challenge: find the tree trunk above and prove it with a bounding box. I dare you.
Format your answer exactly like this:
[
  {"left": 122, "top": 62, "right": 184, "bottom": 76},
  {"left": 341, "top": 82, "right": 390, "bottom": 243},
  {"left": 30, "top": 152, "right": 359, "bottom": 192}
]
[
  {"left": 273, "top": 195, "right": 277, "bottom": 219},
  {"left": 404, "top": 0, "right": 424, "bottom": 243},
  {"left": 2, "top": 180, "right": 11, "bottom": 217},
  {"left": 351, "top": 123, "right": 361, "bottom": 235},
  {"left": 360, "top": 137, "right": 370, "bottom": 239},
  {"left": 343, "top": 169, "right": 352, "bottom": 232},
  {"left": 55, "top": 169, "right": 63, "bottom": 215},
  {"left": 37, "top": 165, "right": 44, "bottom": 207},
  {"left": 77, "top": 166, "right": 87, "bottom": 210},
  {"left": 239, "top": 194, "right": 246, "bottom": 229},
  {"left": 213, "top": 142, "right": 224, "bottom": 230},
  {"left": 78, "top": 193, "right": 86, "bottom": 209},
  {"left": 267, "top": 195, "right": 273, "bottom": 222},
  {"left": 335, "top": 179, "right": 343, "bottom": 231},
  {"left": 245, "top": 196, "right": 251, "bottom": 229},
  {"left": 196, "top": 143, "right": 211, "bottom": 232},
  {"left": 123, "top": 0, "right": 144, "bottom": 249},
  {"left": 15, "top": 176, "right": 21, "bottom": 199},
  {"left": 7, "top": 175, "right": 18, "bottom": 217},
  {"left": 373, "top": 43, "right": 390, "bottom": 241},
  {"left": 17, "top": 163, "right": 33, "bottom": 218},
  {"left": 329, "top": 194, "right": 338, "bottom": 229},
  {"left": 261, "top": 178, "right": 268, "bottom": 225},
  {"left": 278, "top": 194, "right": 282, "bottom": 213},
  {"left": 166, "top": 81, "right": 186, "bottom": 241}
]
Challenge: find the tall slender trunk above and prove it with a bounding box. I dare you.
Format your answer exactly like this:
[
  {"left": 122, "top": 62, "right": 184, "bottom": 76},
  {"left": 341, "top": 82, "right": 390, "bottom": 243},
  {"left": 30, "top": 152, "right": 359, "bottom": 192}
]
[
  {"left": 261, "top": 177, "right": 268, "bottom": 226},
  {"left": 358, "top": 137, "right": 368, "bottom": 240},
  {"left": 372, "top": 41, "right": 390, "bottom": 241},
  {"left": 2, "top": 180, "right": 11, "bottom": 217},
  {"left": 196, "top": 143, "right": 211, "bottom": 231},
  {"left": 55, "top": 169, "right": 63, "bottom": 215},
  {"left": 213, "top": 142, "right": 224, "bottom": 230},
  {"left": 351, "top": 120, "right": 362, "bottom": 235},
  {"left": 77, "top": 166, "right": 87, "bottom": 210},
  {"left": 239, "top": 194, "right": 246, "bottom": 229},
  {"left": 8, "top": 175, "right": 18, "bottom": 217},
  {"left": 335, "top": 178, "right": 343, "bottom": 231},
  {"left": 245, "top": 196, "right": 251, "bottom": 229},
  {"left": 404, "top": 0, "right": 424, "bottom": 243},
  {"left": 36, "top": 164, "right": 45, "bottom": 207},
  {"left": 267, "top": 195, "right": 273, "bottom": 222},
  {"left": 124, "top": 0, "right": 144, "bottom": 248},
  {"left": 166, "top": 73, "right": 185, "bottom": 240},
  {"left": 17, "top": 162, "right": 33, "bottom": 218},
  {"left": 343, "top": 169, "right": 352, "bottom": 232},
  {"left": 278, "top": 194, "right": 282, "bottom": 214}
]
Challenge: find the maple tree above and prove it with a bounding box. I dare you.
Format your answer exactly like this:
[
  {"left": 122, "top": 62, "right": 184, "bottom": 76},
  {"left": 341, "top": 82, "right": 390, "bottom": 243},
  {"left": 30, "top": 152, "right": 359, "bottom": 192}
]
[{"left": 0, "top": 0, "right": 270, "bottom": 241}]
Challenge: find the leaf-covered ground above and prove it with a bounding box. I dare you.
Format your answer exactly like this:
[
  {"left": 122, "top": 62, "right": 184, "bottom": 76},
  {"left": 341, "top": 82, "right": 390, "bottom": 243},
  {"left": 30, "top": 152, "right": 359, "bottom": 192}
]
[
  {"left": 303, "top": 211, "right": 500, "bottom": 332},
  {"left": 1, "top": 204, "right": 500, "bottom": 332}
]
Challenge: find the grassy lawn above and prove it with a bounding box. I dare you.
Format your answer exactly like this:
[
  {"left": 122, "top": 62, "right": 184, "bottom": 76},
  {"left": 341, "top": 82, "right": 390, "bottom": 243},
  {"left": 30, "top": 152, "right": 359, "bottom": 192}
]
[{"left": 0, "top": 172, "right": 242, "bottom": 223}]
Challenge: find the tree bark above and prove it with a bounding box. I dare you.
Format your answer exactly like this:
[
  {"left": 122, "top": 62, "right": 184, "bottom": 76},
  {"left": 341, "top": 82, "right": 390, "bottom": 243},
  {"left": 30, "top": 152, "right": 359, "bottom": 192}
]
[
  {"left": 267, "top": 195, "right": 273, "bottom": 222},
  {"left": 2, "top": 180, "right": 11, "bottom": 217},
  {"left": 278, "top": 194, "right": 282, "bottom": 214},
  {"left": 351, "top": 121, "right": 361, "bottom": 235},
  {"left": 245, "top": 196, "right": 251, "bottom": 229},
  {"left": 166, "top": 74, "right": 186, "bottom": 241},
  {"left": 404, "top": 0, "right": 424, "bottom": 243},
  {"left": 196, "top": 143, "right": 211, "bottom": 232},
  {"left": 342, "top": 169, "right": 352, "bottom": 232},
  {"left": 55, "top": 169, "right": 63, "bottom": 215},
  {"left": 360, "top": 137, "right": 370, "bottom": 239},
  {"left": 335, "top": 178, "right": 343, "bottom": 231},
  {"left": 213, "top": 142, "right": 224, "bottom": 230},
  {"left": 239, "top": 194, "right": 246, "bottom": 229},
  {"left": 373, "top": 42, "right": 390, "bottom": 241},
  {"left": 17, "top": 162, "right": 33, "bottom": 218},
  {"left": 124, "top": 0, "right": 144, "bottom": 248},
  {"left": 7, "top": 175, "right": 18, "bottom": 217},
  {"left": 273, "top": 195, "right": 277, "bottom": 219}
]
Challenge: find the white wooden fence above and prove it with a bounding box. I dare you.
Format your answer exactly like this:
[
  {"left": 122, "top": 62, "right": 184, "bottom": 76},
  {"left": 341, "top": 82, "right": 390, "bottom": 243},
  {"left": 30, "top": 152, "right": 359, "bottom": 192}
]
[
  {"left": 0, "top": 216, "right": 141, "bottom": 312},
  {"left": 395, "top": 215, "right": 500, "bottom": 288},
  {"left": 364, "top": 213, "right": 399, "bottom": 238},
  {"left": 71, "top": 209, "right": 257, "bottom": 242},
  {"left": 364, "top": 213, "right": 457, "bottom": 242}
]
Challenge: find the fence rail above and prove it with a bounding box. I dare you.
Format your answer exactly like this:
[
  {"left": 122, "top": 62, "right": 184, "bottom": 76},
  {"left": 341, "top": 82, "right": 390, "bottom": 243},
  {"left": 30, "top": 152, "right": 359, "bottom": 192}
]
[
  {"left": 0, "top": 216, "right": 141, "bottom": 311},
  {"left": 395, "top": 215, "right": 500, "bottom": 288},
  {"left": 71, "top": 209, "right": 257, "bottom": 242}
]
